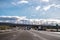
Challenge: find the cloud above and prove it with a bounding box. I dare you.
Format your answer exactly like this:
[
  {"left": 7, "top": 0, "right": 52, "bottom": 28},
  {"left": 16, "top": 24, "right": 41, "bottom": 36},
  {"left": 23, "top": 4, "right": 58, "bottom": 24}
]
[
  {"left": 12, "top": 0, "right": 29, "bottom": 5},
  {"left": 0, "top": 16, "right": 60, "bottom": 24},
  {"left": 17, "top": 0, "right": 28, "bottom": 4},
  {"left": 43, "top": 4, "right": 60, "bottom": 11},
  {"left": 32, "top": 4, "right": 60, "bottom": 11},
  {"left": 0, "top": 16, "right": 27, "bottom": 23},
  {"left": 0, "top": 16, "right": 19, "bottom": 18},
  {"left": 41, "top": 0, "right": 49, "bottom": 2},
  {"left": 35, "top": 6, "right": 41, "bottom": 10},
  {"left": 29, "top": 19, "right": 60, "bottom": 25},
  {"left": 54, "top": 5, "right": 60, "bottom": 8},
  {"left": 43, "top": 5, "right": 51, "bottom": 11},
  {"left": 0, "top": 16, "right": 26, "bottom": 21}
]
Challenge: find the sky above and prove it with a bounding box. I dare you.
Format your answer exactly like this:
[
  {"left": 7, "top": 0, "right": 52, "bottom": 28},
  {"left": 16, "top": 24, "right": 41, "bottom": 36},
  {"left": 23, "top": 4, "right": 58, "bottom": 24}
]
[{"left": 0, "top": 0, "right": 60, "bottom": 19}]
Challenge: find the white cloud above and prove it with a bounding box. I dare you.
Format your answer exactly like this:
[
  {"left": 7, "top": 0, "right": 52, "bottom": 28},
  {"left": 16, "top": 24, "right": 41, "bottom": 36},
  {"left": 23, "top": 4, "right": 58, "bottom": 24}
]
[
  {"left": 0, "top": 16, "right": 60, "bottom": 24},
  {"left": 43, "top": 5, "right": 51, "bottom": 11},
  {"left": 41, "top": 0, "right": 49, "bottom": 2},
  {"left": 12, "top": 0, "right": 29, "bottom": 5},
  {"left": 43, "top": 4, "right": 55, "bottom": 11},
  {"left": 35, "top": 6, "right": 41, "bottom": 10},
  {"left": 0, "top": 16, "right": 26, "bottom": 19},
  {"left": 17, "top": 0, "right": 28, "bottom": 4},
  {"left": 54, "top": 5, "right": 60, "bottom": 8},
  {"left": 29, "top": 19, "right": 60, "bottom": 25},
  {"left": 43, "top": 4, "right": 60, "bottom": 11},
  {"left": 0, "top": 16, "right": 27, "bottom": 23}
]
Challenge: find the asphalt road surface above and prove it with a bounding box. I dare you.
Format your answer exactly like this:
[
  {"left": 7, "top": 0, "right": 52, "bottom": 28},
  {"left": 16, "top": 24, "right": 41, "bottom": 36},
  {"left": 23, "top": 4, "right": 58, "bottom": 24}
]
[{"left": 0, "top": 30, "right": 60, "bottom": 40}]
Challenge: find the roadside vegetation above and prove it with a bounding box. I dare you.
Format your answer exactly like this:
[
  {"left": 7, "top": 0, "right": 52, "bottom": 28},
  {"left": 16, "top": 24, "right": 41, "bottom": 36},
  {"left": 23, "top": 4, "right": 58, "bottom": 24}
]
[{"left": 0, "top": 25, "right": 11, "bottom": 30}]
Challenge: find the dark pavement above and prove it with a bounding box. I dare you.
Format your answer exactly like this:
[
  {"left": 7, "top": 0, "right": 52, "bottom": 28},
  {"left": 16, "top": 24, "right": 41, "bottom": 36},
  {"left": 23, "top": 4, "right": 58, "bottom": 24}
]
[{"left": 0, "top": 30, "right": 60, "bottom": 40}]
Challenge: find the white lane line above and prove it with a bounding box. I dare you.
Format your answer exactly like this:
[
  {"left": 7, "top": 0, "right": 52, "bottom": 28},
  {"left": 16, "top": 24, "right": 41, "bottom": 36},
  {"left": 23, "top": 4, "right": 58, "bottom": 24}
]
[
  {"left": 10, "top": 30, "right": 24, "bottom": 40},
  {"left": 37, "top": 31, "right": 60, "bottom": 37},
  {"left": 32, "top": 30, "right": 60, "bottom": 37},
  {"left": 28, "top": 31, "right": 48, "bottom": 40}
]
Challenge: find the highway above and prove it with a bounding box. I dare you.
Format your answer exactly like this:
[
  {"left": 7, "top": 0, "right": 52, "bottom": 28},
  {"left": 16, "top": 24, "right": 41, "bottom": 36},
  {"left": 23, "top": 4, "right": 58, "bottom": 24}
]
[{"left": 0, "top": 30, "right": 60, "bottom": 40}]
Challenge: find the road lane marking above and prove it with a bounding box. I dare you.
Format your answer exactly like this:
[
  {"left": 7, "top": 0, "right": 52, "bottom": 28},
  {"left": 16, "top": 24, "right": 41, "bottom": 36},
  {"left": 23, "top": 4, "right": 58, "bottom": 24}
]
[
  {"left": 28, "top": 31, "right": 48, "bottom": 40},
  {"left": 10, "top": 30, "right": 24, "bottom": 40},
  {"left": 31, "top": 30, "right": 60, "bottom": 37},
  {"left": 37, "top": 31, "right": 60, "bottom": 37}
]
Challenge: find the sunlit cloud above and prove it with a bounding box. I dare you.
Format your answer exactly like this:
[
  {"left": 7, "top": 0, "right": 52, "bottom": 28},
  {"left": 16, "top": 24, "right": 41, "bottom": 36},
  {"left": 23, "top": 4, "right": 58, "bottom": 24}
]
[
  {"left": 12, "top": 0, "right": 29, "bottom": 5},
  {"left": 0, "top": 16, "right": 26, "bottom": 19},
  {"left": 43, "top": 4, "right": 60, "bottom": 11},
  {"left": 41, "top": 0, "right": 49, "bottom": 2},
  {"left": 17, "top": 0, "right": 29, "bottom": 4},
  {"left": 43, "top": 5, "right": 51, "bottom": 11},
  {"left": 35, "top": 6, "right": 41, "bottom": 11},
  {"left": 54, "top": 5, "right": 60, "bottom": 8},
  {"left": 0, "top": 16, "right": 60, "bottom": 24},
  {"left": 0, "top": 16, "right": 27, "bottom": 23}
]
